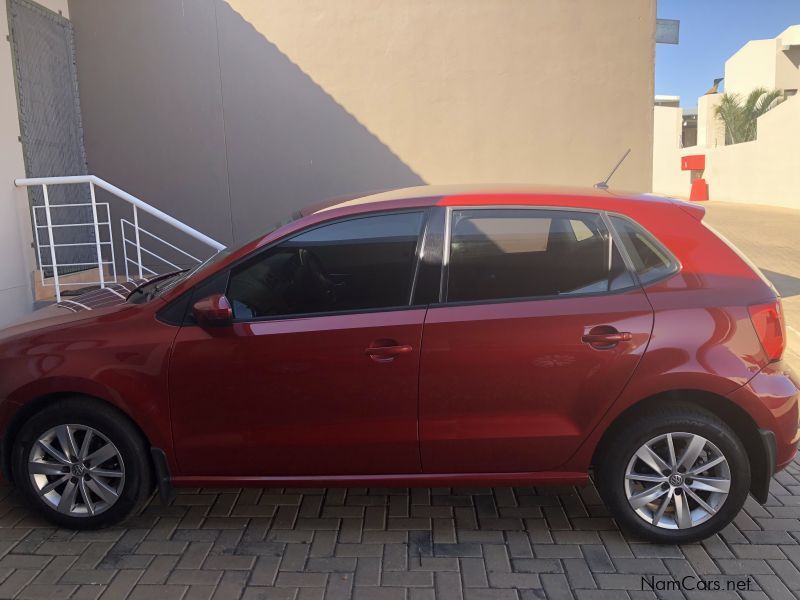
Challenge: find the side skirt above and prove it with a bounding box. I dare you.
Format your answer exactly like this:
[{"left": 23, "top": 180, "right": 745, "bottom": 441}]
[{"left": 171, "top": 471, "right": 589, "bottom": 488}]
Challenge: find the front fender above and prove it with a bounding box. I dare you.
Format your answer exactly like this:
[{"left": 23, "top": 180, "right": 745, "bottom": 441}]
[{"left": 0, "top": 303, "right": 179, "bottom": 476}]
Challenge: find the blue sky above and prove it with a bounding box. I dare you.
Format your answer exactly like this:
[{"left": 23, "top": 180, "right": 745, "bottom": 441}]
[{"left": 656, "top": 0, "right": 800, "bottom": 106}]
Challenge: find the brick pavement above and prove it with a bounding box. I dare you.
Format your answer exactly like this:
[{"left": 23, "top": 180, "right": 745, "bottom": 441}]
[{"left": 0, "top": 458, "right": 798, "bottom": 599}]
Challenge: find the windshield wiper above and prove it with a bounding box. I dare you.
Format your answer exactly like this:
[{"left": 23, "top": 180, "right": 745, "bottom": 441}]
[
  {"left": 125, "top": 270, "right": 187, "bottom": 302},
  {"left": 145, "top": 270, "right": 189, "bottom": 300}
]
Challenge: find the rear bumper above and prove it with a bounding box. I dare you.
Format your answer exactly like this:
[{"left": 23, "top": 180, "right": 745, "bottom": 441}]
[{"left": 728, "top": 360, "right": 799, "bottom": 502}]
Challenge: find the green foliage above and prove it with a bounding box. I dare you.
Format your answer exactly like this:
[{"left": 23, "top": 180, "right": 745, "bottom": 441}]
[{"left": 714, "top": 88, "right": 785, "bottom": 144}]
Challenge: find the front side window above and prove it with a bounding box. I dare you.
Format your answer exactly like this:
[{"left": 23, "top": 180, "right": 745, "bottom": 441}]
[
  {"left": 227, "top": 211, "right": 425, "bottom": 319},
  {"left": 446, "top": 209, "right": 633, "bottom": 303},
  {"left": 609, "top": 216, "right": 678, "bottom": 285}
]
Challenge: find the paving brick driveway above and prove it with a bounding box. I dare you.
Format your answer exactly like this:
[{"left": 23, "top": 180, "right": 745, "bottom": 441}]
[
  {"left": 3, "top": 469, "right": 800, "bottom": 600},
  {"left": 0, "top": 201, "right": 799, "bottom": 600}
]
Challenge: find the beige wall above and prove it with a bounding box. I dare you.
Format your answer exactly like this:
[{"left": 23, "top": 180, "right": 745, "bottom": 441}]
[
  {"left": 0, "top": 0, "right": 70, "bottom": 326},
  {"left": 225, "top": 0, "right": 656, "bottom": 190},
  {"left": 70, "top": 0, "right": 656, "bottom": 245}
]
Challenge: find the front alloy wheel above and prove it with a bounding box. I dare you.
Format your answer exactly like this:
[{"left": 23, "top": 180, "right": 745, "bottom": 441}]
[
  {"left": 13, "top": 397, "right": 153, "bottom": 529},
  {"left": 29, "top": 424, "right": 126, "bottom": 517}
]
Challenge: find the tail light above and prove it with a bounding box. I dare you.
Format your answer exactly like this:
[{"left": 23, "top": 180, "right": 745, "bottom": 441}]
[{"left": 748, "top": 300, "right": 786, "bottom": 362}]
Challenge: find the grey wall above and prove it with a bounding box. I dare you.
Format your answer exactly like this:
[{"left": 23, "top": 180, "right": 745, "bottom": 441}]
[{"left": 68, "top": 0, "right": 424, "bottom": 248}]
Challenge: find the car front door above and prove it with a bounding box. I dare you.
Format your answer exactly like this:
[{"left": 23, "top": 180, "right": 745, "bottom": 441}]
[
  {"left": 419, "top": 207, "right": 654, "bottom": 473},
  {"left": 169, "top": 210, "right": 429, "bottom": 477}
]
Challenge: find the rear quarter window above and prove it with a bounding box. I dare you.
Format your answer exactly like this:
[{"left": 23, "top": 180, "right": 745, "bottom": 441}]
[{"left": 610, "top": 216, "right": 679, "bottom": 285}]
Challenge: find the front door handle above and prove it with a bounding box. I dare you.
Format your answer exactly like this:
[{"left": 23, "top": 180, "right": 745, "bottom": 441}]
[
  {"left": 365, "top": 340, "right": 413, "bottom": 362},
  {"left": 582, "top": 327, "right": 632, "bottom": 349}
]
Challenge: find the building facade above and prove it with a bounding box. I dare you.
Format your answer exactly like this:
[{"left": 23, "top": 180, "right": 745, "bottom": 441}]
[{"left": 1, "top": 0, "right": 657, "bottom": 325}]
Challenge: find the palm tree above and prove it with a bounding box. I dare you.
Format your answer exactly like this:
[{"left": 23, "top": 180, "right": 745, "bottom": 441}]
[{"left": 714, "top": 87, "right": 785, "bottom": 145}]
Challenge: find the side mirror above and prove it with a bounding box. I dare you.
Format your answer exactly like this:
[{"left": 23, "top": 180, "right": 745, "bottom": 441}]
[{"left": 192, "top": 294, "right": 233, "bottom": 327}]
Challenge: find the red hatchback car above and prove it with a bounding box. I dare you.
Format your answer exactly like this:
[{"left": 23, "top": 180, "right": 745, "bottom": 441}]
[{"left": 0, "top": 185, "right": 796, "bottom": 543}]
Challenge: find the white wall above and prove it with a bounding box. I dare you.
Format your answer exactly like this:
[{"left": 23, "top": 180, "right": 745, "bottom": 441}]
[
  {"left": 0, "top": 0, "right": 69, "bottom": 326},
  {"left": 697, "top": 93, "right": 725, "bottom": 149},
  {"left": 1, "top": 4, "right": 34, "bottom": 326},
  {"left": 724, "top": 39, "right": 779, "bottom": 95},
  {"left": 724, "top": 26, "right": 800, "bottom": 97},
  {"left": 773, "top": 25, "right": 800, "bottom": 93},
  {"left": 701, "top": 97, "right": 800, "bottom": 207},
  {"left": 653, "top": 96, "right": 800, "bottom": 209},
  {"left": 652, "top": 106, "right": 689, "bottom": 196}
]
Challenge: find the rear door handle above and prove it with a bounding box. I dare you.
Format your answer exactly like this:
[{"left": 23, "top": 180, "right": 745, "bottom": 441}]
[
  {"left": 581, "top": 332, "right": 632, "bottom": 344},
  {"left": 365, "top": 345, "right": 413, "bottom": 356},
  {"left": 581, "top": 326, "right": 632, "bottom": 349}
]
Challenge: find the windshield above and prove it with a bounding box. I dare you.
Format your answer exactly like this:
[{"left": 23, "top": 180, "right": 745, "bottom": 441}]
[{"left": 125, "top": 208, "right": 318, "bottom": 305}]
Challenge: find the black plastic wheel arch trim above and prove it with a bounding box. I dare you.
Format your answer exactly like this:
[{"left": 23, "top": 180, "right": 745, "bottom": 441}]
[
  {"left": 751, "top": 429, "right": 777, "bottom": 504},
  {"left": 150, "top": 447, "right": 176, "bottom": 504}
]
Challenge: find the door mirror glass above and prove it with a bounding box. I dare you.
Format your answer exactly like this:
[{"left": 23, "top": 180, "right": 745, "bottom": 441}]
[{"left": 193, "top": 294, "right": 233, "bottom": 327}]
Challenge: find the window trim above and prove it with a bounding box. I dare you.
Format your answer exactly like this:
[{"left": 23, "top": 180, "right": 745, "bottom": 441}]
[
  {"left": 223, "top": 207, "right": 432, "bottom": 324},
  {"left": 410, "top": 206, "right": 446, "bottom": 306},
  {"left": 604, "top": 212, "right": 681, "bottom": 289},
  {"left": 439, "top": 205, "right": 655, "bottom": 308}
]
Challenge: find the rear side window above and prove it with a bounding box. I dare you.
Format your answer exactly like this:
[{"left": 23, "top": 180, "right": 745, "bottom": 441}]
[
  {"left": 446, "top": 209, "right": 633, "bottom": 303},
  {"left": 610, "top": 216, "right": 678, "bottom": 285},
  {"left": 227, "top": 211, "right": 424, "bottom": 319}
]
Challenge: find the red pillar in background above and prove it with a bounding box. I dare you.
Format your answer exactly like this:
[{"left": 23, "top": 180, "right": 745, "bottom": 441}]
[{"left": 681, "top": 155, "right": 708, "bottom": 201}]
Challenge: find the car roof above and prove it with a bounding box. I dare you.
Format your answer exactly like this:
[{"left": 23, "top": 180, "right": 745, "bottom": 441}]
[{"left": 314, "top": 184, "right": 684, "bottom": 214}]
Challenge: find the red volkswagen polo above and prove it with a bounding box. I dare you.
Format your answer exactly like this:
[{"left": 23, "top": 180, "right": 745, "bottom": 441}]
[{"left": 0, "top": 185, "right": 796, "bottom": 543}]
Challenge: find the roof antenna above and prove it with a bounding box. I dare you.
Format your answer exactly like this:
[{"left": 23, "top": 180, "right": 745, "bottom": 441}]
[{"left": 594, "top": 148, "right": 631, "bottom": 190}]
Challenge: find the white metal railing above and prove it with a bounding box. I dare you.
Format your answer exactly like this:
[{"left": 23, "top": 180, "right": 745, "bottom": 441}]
[{"left": 14, "top": 175, "right": 226, "bottom": 301}]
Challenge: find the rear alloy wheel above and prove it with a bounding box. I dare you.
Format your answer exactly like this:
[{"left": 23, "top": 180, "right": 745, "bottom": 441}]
[
  {"left": 13, "top": 398, "right": 152, "bottom": 529},
  {"left": 597, "top": 405, "right": 750, "bottom": 544},
  {"left": 624, "top": 432, "right": 730, "bottom": 530}
]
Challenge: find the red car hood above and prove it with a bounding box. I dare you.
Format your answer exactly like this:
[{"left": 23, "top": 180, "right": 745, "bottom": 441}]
[
  {"left": 53, "top": 280, "right": 148, "bottom": 314},
  {"left": 0, "top": 280, "right": 151, "bottom": 342}
]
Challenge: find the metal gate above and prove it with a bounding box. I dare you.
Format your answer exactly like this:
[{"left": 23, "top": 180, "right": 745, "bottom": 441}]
[{"left": 8, "top": 0, "right": 95, "bottom": 276}]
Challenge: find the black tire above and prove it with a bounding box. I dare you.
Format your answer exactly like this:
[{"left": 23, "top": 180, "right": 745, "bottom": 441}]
[
  {"left": 12, "top": 397, "right": 153, "bottom": 529},
  {"left": 596, "top": 403, "right": 750, "bottom": 544}
]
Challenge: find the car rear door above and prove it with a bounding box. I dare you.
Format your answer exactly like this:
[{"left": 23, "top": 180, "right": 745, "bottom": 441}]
[
  {"left": 169, "top": 210, "right": 430, "bottom": 477},
  {"left": 419, "top": 207, "right": 654, "bottom": 473}
]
